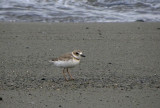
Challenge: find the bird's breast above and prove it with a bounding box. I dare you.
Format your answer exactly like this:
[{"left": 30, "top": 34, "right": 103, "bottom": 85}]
[{"left": 53, "top": 59, "right": 80, "bottom": 68}]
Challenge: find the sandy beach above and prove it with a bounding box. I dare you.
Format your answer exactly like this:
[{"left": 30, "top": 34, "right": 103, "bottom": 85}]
[{"left": 0, "top": 22, "right": 160, "bottom": 108}]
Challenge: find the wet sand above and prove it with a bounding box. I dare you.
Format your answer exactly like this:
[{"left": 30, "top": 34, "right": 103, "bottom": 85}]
[{"left": 0, "top": 22, "right": 160, "bottom": 108}]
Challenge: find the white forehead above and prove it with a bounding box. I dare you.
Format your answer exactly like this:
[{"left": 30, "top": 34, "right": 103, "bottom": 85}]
[{"left": 79, "top": 52, "right": 82, "bottom": 55}]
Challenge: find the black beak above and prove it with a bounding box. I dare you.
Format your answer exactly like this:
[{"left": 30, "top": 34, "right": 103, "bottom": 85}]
[{"left": 81, "top": 54, "right": 85, "bottom": 57}]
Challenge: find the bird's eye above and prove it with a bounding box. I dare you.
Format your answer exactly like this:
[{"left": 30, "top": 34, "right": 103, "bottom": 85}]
[{"left": 76, "top": 52, "right": 79, "bottom": 55}]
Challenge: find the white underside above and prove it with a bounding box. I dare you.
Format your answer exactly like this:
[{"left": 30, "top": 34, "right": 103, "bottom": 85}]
[{"left": 51, "top": 59, "right": 80, "bottom": 68}]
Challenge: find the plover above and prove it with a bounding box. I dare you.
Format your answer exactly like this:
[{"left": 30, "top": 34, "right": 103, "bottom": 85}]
[{"left": 49, "top": 50, "right": 85, "bottom": 81}]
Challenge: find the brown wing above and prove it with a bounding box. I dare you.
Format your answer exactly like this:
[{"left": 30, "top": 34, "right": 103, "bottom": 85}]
[
  {"left": 51, "top": 53, "right": 73, "bottom": 61},
  {"left": 58, "top": 53, "right": 73, "bottom": 61}
]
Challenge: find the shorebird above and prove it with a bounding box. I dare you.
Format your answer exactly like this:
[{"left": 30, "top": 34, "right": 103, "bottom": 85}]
[{"left": 49, "top": 50, "right": 85, "bottom": 81}]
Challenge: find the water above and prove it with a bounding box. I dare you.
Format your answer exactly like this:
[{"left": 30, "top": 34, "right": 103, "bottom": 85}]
[{"left": 0, "top": 0, "right": 160, "bottom": 22}]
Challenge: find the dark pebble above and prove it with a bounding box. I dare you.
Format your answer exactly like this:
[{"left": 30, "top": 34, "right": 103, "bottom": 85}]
[
  {"left": 86, "top": 27, "right": 89, "bottom": 29},
  {"left": 125, "top": 96, "right": 129, "bottom": 98},
  {"left": 108, "top": 62, "right": 112, "bottom": 64},
  {"left": 0, "top": 97, "right": 3, "bottom": 101},
  {"left": 41, "top": 78, "right": 46, "bottom": 80},
  {"left": 59, "top": 105, "right": 62, "bottom": 107},
  {"left": 157, "top": 28, "right": 160, "bottom": 30}
]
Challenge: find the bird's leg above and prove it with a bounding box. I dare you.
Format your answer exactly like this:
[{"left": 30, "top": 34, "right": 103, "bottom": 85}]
[
  {"left": 63, "top": 68, "right": 68, "bottom": 81},
  {"left": 67, "top": 68, "right": 74, "bottom": 80}
]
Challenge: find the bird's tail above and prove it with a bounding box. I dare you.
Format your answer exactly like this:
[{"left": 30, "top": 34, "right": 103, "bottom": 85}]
[{"left": 49, "top": 60, "right": 54, "bottom": 63}]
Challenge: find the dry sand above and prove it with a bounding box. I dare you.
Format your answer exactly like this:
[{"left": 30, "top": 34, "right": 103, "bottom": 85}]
[{"left": 0, "top": 22, "right": 160, "bottom": 108}]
